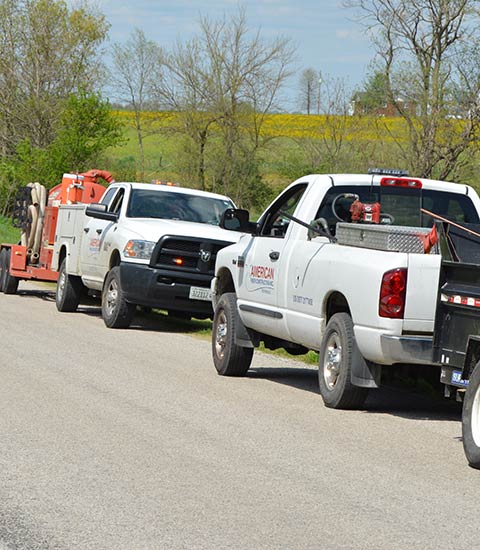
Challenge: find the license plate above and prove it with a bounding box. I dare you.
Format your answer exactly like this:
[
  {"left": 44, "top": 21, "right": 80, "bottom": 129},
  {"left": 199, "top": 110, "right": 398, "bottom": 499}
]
[
  {"left": 451, "top": 370, "right": 469, "bottom": 387},
  {"left": 189, "top": 286, "right": 212, "bottom": 301}
]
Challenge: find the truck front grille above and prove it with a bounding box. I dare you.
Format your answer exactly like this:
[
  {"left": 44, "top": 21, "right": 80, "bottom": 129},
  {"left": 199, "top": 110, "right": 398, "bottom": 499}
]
[{"left": 151, "top": 235, "right": 232, "bottom": 278}]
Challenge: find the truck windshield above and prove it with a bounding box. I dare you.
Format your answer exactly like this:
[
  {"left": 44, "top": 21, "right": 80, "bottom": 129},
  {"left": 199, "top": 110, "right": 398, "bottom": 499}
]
[
  {"left": 126, "top": 189, "right": 234, "bottom": 225},
  {"left": 316, "top": 185, "right": 479, "bottom": 234}
]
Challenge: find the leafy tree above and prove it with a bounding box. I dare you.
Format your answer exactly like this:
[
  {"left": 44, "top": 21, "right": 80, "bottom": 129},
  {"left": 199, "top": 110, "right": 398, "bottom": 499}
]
[
  {"left": 0, "top": 0, "right": 117, "bottom": 212},
  {"left": 47, "top": 91, "right": 125, "bottom": 179},
  {"left": 353, "top": 70, "right": 388, "bottom": 114},
  {"left": 1, "top": 91, "right": 124, "bottom": 193},
  {"left": 0, "top": 0, "right": 108, "bottom": 156},
  {"left": 346, "top": 0, "right": 480, "bottom": 179}
]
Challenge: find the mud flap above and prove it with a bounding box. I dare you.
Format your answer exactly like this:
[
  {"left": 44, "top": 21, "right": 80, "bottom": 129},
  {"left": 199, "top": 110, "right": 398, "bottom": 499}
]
[
  {"left": 351, "top": 348, "right": 382, "bottom": 388},
  {"left": 233, "top": 304, "right": 254, "bottom": 348}
]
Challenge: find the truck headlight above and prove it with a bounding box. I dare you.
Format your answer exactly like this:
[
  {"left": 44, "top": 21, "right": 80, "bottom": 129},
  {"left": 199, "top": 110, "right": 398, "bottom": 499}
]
[{"left": 123, "top": 240, "right": 156, "bottom": 260}]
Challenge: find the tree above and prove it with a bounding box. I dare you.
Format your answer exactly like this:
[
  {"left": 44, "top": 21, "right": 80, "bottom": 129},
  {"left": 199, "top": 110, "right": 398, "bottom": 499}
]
[
  {"left": 111, "top": 29, "right": 164, "bottom": 180},
  {"left": 1, "top": 90, "right": 124, "bottom": 195},
  {"left": 352, "top": 70, "right": 388, "bottom": 114},
  {"left": 0, "top": 0, "right": 108, "bottom": 156},
  {"left": 155, "top": 9, "right": 295, "bottom": 206},
  {"left": 47, "top": 90, "right": 125, "bottom": 177},
  {"left": 298, "top": 68, "right": 321, "bottom": 114},
  {"left": 346, "top": 0, "right": 480, "bottom": 179},
  {"left": 0, "top": 0, "right": 119, "bottom": 212}
]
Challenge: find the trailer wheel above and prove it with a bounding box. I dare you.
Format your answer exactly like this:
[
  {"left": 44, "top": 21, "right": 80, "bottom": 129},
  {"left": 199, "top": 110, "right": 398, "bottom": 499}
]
[
  {"left": 0, "top": 249, "right": 6, "bottom": 292},
  {"left": 56, "top": 259, "right": 82, "bottom": 312},
  {"left": 212, "top": 292, "right": 253, "bottom": 376},
  {"left": 318, "top": 313, "right": 369, "bottom": 409},
  {"left": 2, "top": 249, "right": 19, "bottom": 295},
  {"left": 462, "top": 361, "right": 480, "bottom": 469},
  {"left": 102, "top": 266, "right": 135, "bottom": 328}
]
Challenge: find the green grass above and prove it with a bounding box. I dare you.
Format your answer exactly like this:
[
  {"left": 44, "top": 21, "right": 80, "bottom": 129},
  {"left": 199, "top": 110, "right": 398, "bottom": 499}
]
[
  {"left": 0, "top": 215, "right": 21, "bottom": 244},
  {"left": 102, "top": 124, "right": 188, "bottom": 183}
]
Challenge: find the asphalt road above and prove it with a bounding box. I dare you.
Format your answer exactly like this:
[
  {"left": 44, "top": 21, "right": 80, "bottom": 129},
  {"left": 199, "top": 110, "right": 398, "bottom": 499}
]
[{"left": 0, "top": 282, "right": 479, "bottom": 550}]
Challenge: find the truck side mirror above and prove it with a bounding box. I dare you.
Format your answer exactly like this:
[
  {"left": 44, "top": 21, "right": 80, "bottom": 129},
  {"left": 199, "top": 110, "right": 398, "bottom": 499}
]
[
  {"left": 85, "top": 203, "right": 118, "bottom": 222},
  {"left": 220, "top": 208, "right": 256, "bottom": 233}
]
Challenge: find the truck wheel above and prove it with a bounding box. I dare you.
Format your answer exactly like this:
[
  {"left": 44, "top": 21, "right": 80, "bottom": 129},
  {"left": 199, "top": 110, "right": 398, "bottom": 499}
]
[
  {"left": 2, "top": 249, "right": 19, "bottom": 295},
  {"left": 56, "top": 259, "right": 83, "bottom": 312},
  {"left": 102, "top": 266, "right": 135, "bottom": 328},
  {"left": 212, "top": 292, "right": 253, "bottom": 376},
  {"left": 0, "top": 249, "right": 6, "bottom": 292},
  {"left": 318, "top": 312, "right": 369, "bottom": 409},
  {"left": 462, "top": 361, "right": 480, "bottom": 469}
]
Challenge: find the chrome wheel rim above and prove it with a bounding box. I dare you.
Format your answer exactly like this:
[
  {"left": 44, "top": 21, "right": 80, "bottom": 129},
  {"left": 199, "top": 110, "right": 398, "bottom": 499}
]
[
  {"left": 323, "top": 332, "right": 342, "bottom": 390},
  {"left": 105, "top": 279, "right": 118, "bottom": 317},
  {"left": 472, "top": 382, "right": 480, "bottom": 447},
  {"left": 58, "top": 269, "right": 66, "bottom": 300},
  {"left": 215, "top": 310, "right": 227, "bottom": 359}
]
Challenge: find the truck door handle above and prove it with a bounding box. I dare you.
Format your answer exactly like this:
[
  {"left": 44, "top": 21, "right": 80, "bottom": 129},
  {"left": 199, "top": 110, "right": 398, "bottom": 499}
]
[
  {"left": 96, "top": 229, "right": 102, "bottom": 234},
  {"left": 269, "top": 251, "right": 280, "bottom": 261}
]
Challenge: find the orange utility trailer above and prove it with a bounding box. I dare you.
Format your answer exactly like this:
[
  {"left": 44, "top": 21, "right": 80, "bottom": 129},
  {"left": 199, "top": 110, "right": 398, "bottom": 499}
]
[{"left": 0, "top": 170, "right": 114, "bottom": 294}]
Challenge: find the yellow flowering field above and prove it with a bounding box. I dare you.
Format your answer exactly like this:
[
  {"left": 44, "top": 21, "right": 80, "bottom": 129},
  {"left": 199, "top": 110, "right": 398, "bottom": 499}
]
[{"left": 113, "top": 110, "right": 411, "bottom": 142}]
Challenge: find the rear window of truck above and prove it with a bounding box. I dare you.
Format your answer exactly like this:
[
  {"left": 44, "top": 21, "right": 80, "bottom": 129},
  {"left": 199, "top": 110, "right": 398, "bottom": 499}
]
[{"left": 316, "top": 186, "right": 479, "bottom": 234}]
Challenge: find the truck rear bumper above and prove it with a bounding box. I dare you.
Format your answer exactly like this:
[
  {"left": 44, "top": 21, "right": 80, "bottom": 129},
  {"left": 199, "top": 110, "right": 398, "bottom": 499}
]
[
  {"left": 380, "top": 334, "right": 433, "bottom": 364},
  {"left": 119, "top": 262, "right": 213, "bottom": 317}
]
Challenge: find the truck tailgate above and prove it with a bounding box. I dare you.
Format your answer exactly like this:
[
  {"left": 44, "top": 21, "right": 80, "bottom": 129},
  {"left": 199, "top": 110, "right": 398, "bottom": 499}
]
[{"left": 403, "top": 253, "right": 441, "bottom": 331}]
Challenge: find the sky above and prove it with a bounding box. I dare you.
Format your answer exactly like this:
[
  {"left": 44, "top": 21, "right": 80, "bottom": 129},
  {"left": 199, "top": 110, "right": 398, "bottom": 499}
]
[{"left": 92, "top": 0, "right": 377, "bottom": 111}]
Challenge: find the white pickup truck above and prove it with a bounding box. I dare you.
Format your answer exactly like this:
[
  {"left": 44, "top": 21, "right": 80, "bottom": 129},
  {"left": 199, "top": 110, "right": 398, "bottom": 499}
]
[
  {"left": 53, "top": 181, "right": 237, "bottom": 328},
  {"left": 210, "top": 170, "right": 480, "bottom": 409}
]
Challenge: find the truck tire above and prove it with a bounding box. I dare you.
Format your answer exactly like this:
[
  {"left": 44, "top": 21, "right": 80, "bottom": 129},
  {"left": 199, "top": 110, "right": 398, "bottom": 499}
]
[
  {"left": 0, "top": 249, "right": 6, "bottom": 292},
  {"left": 212, "top": 292, "right": 253, "bottom": 376},
  {"left": 102, "top": 266, "right": 135, "bottom": 328},
  {"left": 2, "top": 249, "right": 19, "bottom": 295},
  {"left": 318, "top": 312, "right": 369, "bottom": 409},
  {"left": 462, "top": 361, "right": 480, "bottom": 469},
  {"left": 56, "top": 259, "right": 83, "bottom": 312}
]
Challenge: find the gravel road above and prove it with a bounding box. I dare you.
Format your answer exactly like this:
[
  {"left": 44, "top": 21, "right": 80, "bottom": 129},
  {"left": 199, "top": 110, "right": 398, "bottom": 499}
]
[{"left": 0, "top": 282, "right": 478, "bottom": 550}]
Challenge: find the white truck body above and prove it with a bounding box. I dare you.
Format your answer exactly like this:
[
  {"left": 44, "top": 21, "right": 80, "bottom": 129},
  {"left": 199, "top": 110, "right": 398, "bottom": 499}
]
[
  {"left": 53, "top": 181, "right": 239, "bottom": 325},
  {"left": 211, "top": 172, "right": 480, "bottom": 404}
]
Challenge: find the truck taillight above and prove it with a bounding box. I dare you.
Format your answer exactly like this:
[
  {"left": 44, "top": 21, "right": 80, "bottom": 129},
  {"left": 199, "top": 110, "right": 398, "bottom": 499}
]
[{"left": 379, "top": 268, "right": 407, "bottom": 318}]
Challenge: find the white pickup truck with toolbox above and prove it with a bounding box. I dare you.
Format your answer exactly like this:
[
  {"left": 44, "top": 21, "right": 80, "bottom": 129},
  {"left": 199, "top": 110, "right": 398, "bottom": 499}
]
[
  {"left": 53, "top": 181, "right": 237, "bottom": 328},
  {"left": 210, "top": 169, "right": 480, "bottom": 409}
]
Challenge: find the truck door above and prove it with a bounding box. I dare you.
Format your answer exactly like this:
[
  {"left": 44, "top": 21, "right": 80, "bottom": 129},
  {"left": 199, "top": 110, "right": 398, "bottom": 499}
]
[
  {"left": 80, "top": 186, "right": 123, "bottom": 284},
  {"left": 277, "top": 182, "right": 335, "bottom": 350},
  {"left": 95, "top": 187, "right": 125, "bottom": 277},
  {"left": 282, "top": 235, "right": 331, "bottom": 349},
  {"left": 236, "top": 183, "right": 308, "bottom": 339}
]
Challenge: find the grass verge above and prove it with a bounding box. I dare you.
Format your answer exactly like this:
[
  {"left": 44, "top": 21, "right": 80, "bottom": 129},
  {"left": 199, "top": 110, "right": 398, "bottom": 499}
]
[{"left": 0, "top": 216, "right": 21, "bottom": 244}]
